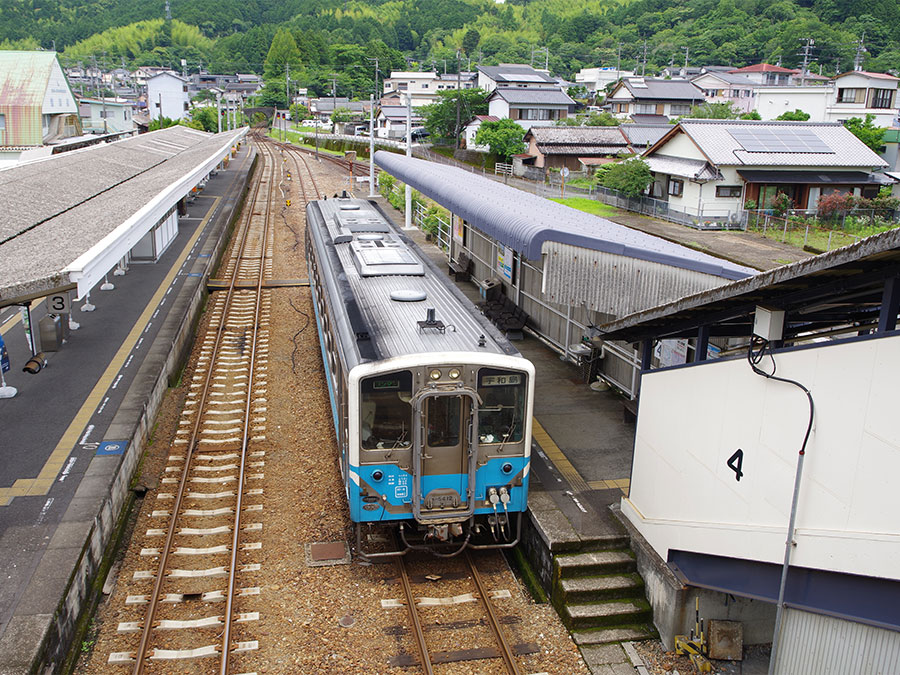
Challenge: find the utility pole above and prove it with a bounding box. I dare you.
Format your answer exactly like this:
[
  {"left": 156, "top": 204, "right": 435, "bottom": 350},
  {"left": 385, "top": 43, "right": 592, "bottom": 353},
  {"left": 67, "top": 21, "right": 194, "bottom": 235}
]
[
  {"left": 216, "top": 91, "right": 222, "bottom": 133},
  {"left": 798, "top": 38, "right": 814, "bottom": 86},
  {"left": 641, "top": 41, "right": 648, "bottom": 77},
  {"left": 404, "top": 92, "right": 413, "bottom": 230},
  {"left": 368, "top": 94, "right": 376, "bottom": 197},
  {"left": 853, "top": 33, "right": 867, "bottom": 72},
  {"left": 456, "top": 49, "right": 462, "bottom": 149},
  {"left": 682, "top": 46, "right": 689, "bottom": 75},
  {"left": 616, "top": 43, "right": 623, "bottom": 81},
  {"left": 100, "top": 51, "right": 108, "bottom": 133}
]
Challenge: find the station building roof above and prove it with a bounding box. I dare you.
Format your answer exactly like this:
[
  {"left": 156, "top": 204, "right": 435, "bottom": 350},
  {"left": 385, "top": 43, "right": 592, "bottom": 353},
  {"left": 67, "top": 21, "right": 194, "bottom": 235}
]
[
  {"left": 0, "top": 125, "right": 246, "bottom": 306},
  {"left": 374, "top": 151, "right": 756, "bottom": 318}
]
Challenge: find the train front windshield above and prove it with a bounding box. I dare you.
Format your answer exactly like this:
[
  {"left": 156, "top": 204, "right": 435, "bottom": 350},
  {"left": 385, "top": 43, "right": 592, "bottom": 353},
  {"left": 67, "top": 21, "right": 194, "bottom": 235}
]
[
  {"left": 477, "top": 369, "right": 526, "bottom": 445},
  {"left": 360, "top": 371, "right": 413, "bottom": 449}
]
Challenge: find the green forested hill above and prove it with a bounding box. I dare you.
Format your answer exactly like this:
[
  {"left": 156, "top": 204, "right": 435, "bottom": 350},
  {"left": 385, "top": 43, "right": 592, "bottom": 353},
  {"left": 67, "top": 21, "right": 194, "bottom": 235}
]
[{"left": 2, "top": 0, "right": 898, "bottom": 96}]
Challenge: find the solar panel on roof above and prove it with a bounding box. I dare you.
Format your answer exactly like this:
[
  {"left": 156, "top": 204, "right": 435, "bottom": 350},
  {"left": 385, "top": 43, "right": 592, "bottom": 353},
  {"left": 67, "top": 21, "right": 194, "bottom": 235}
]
[
  {"left": 506, "top": 73, "right": 545, "bottom": 82},
  {"left": 728, "top": 127, "right": 834, "bottom": 153}
]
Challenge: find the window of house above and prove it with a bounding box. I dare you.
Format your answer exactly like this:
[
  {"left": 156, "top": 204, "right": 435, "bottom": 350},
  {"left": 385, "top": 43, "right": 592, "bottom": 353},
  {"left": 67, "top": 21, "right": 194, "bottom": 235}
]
[
  {"left": 635, "top": 103, "right": 656, "bottom": 114},
  {"left": 872, "top": 88, "right": 894, "bottom": 109},
  {"left": 668, "top": 178, "right": 684, "bottom": 197},
  {"left": 716, "top": 185, "right": 742, "bottom": 198},
  {"left": 669, "top": 104, "right": 691, "bottom": 116},
  {"left": 837, "top": 88, "right": 861, "bottom": 103},
  {"left": 0, "top": 113, "right": 5, "bottom": 130},
  {"left": 422, "top": 83, "right": 428, "bottom": 88}
]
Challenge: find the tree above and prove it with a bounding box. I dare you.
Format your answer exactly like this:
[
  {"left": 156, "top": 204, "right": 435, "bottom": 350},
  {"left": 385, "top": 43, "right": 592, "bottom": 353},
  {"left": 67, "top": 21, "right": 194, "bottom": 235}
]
[
  {"left": 740, "top": 110, "right": 762, "bottom": 120},
  {"left": 149, "top": 116, "right": 179, "bottom": 131},
  {"left": 843, "top": 114, "right": 887, "bottom": 152},
  {"left": 474, "top": 118, "right": 526, "bottom": 160},
  {"left": 684, "top": 102, "right": 741, "bottom": 119},
  {"left": 185, "top": 106, "right": 219, "bottom": 133},
  {"left": 263, "top": 28, "right": 302, "bottom": 82},
  {"left": 290, "top": 103, "right": 309, "bottom": 122},
  {"left": 601, "top": 158, "right": 652, "bottom": 197},
  {"left": 331, "top": 107, "right": 354, "bottom": 123},
  {"left": 462, "top": 28, "right": 480, "bottom": 56},
  {"left": 192, "top": 89, "right": 218, "bottom": 103},
  {"left": 584, "top": 111, "right": 620, "bottom": 126},
  {"left": 419, "top": 88, "right": 488, "bottom": 140},
  {"left": 775, "top": 109, "right": 811, "bottom": 121}
]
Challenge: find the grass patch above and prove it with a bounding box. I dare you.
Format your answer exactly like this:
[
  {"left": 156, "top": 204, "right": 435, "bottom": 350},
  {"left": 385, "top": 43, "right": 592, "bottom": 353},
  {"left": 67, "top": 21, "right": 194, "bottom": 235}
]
[
  {"left": 549, "top": 196, "right": 618, "bottom": 218},
  {"left": 267, "top": 129, "right": 345, "bottom": 156}
]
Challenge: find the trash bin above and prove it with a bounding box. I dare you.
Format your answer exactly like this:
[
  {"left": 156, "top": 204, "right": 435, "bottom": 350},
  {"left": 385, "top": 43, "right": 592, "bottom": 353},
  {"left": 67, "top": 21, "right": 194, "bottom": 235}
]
[{"left": 39, "top": 314, "right": 63, "bottom": 352}]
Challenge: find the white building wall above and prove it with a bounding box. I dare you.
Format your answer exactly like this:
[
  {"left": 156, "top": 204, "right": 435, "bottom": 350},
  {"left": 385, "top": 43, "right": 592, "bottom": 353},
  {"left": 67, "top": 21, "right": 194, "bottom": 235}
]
[
  {"left": 755, "top": 87, "right": 829, "bottom": 121},
  {"left": 622, "top": 332, "right": 900, "bottom": 582},
  {"left": 147, "top": 74, "right": 189, "bottom": 121},
  {"left": 42, "top": 59, "right": 77, "bottom": 115}
]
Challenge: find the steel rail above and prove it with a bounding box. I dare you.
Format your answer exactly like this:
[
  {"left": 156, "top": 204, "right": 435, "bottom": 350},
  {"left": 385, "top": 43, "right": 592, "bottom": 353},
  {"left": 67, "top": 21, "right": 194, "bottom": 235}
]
[
  {"left": 396, "top": 553, "right": 434, "bottom": 675},
  {"left": 219, "top": 138, "right": 275, "bottom": 675},
  {"left": 465, "top": 550, "right": 522, "bottom": 675},
  {"left": 132, "top": 138, "right": 272, "bottom": 675}
]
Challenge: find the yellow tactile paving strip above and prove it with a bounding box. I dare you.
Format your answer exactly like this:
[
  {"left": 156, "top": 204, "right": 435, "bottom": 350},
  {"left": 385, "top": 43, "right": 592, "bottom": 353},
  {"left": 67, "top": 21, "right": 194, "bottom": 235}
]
[
  {"left": 532, "top": 417, "right": 630, "bottom": 495},
  {"left": 0, "top": 197, "right": 221, "bottom": 507}
]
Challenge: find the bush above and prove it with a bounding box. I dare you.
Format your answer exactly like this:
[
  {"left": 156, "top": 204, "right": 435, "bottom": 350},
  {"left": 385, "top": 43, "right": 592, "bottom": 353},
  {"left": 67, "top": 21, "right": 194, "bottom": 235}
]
[
  {"left": 744, "top": 199, "right": 757, "bottom": 210},
  {"left": 600, "top": 158, "right": 652, "bottom": 197},
  {"left": 772, "top": 192, "right": 793, "bottom": 217},
  {"left": 816, "top": 192, "right": 853, "bottom": 220}
]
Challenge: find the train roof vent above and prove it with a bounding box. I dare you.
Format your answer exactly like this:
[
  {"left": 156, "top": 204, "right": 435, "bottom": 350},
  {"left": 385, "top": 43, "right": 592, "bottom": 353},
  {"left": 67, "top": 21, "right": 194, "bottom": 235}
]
[
  {"left": 350, "top": 240, "right": 424, "bottom": 277},
  {"left": 391, "top": 289, "right": 427, "bottom": 302}
]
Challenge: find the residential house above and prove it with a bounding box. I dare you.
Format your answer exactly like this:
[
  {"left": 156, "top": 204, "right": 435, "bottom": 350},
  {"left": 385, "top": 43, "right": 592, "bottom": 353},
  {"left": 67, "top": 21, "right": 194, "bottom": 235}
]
[
  {"left": 463, "top": 115, "right": 499, "bottom": 151},
  {"left": 375, "top": 105, "right": 421, "bottom": 139},
  {"left": 147, "top": 71, "right": 189, "bottom": 121},
  {"left": 606, "top": 78, "right": 705, "bottom": 121},
  {"left": 0, "top": 51, "right": 81, "bottom": 167},
  {"left": 382, "top": 71, "right": 441, "bottom": 106},
  {"left": 826, "top": 71, "right": 900, "bottom": 127},
  {"left": 641, "top": 120, "right": 888, "bottom": 223},
  {"left": 728, "top": 63, "right": 797, "bottom": 86},
  {"left": 619, "top": 124, "right": 673, "bottom": 153},
  {"left": 133, "top": 66, "right": 172, "bottom": 87},
  {"left": 690, "top": 71, "right": 757, "bottom": 113},
  {"left": 78, "top": 97, "right": 135, "bottom": 134},
  {"left": 311, "top": 97, "right": 369, "bottom": 123},
  {"left": 659, "top": 65, "right": 733, "bottom": 79},
  {"left": 521, "top": 126, "right": 630, "bottom": 172},
  {"left": 487, "top": 88, "right": 575, "bottom": 131},
  {"left": 575, "top": 67, "right": 635, "bottom": 95},
  {"left": 434, "top": 71, "right": 477, "bottom": 92},
  {"left": 477, "top": 64, "right": 558, "bottom": 92}
]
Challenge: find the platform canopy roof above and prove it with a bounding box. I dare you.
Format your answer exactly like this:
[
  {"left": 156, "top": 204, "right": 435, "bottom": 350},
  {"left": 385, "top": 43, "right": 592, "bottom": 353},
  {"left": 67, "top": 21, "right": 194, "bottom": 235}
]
[
  {"left": 0, "top": 125, "right": 246, "bottom": 307},
  {"left": 374, "top": 151, "right": 752, "bottom": 280},
  {"left": 595, "top": 227, "right": 900, "bottom": 344}
]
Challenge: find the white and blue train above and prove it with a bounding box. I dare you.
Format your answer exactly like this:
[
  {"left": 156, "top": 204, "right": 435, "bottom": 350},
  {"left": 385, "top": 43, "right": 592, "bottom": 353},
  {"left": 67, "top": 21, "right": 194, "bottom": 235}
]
[{"left": 305, "top": 195, "right": 535, "bottom": 558}]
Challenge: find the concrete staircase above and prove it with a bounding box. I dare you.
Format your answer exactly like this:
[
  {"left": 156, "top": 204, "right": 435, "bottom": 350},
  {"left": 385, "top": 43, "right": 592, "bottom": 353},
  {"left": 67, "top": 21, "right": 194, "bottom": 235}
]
[{"left": 551, "top": 534, "right": 656, "bottom": 651}]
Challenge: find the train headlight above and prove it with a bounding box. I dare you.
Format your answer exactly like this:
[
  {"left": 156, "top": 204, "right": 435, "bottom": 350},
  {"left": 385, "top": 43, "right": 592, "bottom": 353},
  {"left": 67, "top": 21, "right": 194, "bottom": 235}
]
[
  {"left": 448, "top": 368, "right": 461, "bottom": 379},
  {"left": 502, "top": 463, "right": 514, "bottom": 474},
  {"left": 372, "top": 470, "right": 384, "bottom": 482},
  {"left": 429, "top": 369, "right": 442, "bottom": 380}
]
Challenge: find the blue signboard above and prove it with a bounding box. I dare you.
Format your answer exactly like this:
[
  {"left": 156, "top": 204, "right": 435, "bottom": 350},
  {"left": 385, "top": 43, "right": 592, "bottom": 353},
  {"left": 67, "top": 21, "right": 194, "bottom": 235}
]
[
  {"left": 97, "top": 440, "right": 128, "bottom": 456},
  {"left": 0, "top": 333, "right": 9, "bottom": 374}
]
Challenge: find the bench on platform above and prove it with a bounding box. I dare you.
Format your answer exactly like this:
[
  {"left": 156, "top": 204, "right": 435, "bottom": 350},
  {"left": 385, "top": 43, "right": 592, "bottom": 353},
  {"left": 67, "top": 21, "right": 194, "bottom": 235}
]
[
  {"left": 448, "top": 251, "right": 473, "bottom": 282},
  {"left": 479, "top": 296, "right": 528, "bottom": 340}
]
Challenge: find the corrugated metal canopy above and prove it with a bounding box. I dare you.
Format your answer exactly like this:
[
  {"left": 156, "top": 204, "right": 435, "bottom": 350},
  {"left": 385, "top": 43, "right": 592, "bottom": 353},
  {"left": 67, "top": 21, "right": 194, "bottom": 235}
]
[
  {"left": 595, "top": 227, "right": 900, "bottom": 344},
  {"left": 374, "top": 151, "right": 753, "bottom": 281}
]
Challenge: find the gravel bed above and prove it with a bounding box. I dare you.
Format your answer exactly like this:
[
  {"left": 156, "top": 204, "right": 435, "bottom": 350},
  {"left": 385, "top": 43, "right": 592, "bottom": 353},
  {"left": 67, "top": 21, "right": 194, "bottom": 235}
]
[{"left": 76, "top": 148, "right": 587, "bottom": 674}]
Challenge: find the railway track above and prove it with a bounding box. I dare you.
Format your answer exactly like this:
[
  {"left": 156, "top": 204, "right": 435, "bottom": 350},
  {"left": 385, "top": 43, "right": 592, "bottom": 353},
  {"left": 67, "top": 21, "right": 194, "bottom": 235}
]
[
  {"left": 390, "top": 550, "right": 536, "bottom": 674},
  {"left": 108, "top": 136, "right": 280, "bottom": 674}
]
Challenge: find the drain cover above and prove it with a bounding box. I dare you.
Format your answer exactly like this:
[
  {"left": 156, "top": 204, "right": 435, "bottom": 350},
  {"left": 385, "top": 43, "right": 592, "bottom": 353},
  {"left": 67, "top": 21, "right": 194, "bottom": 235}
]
[{"left": 305, "top": 541, "right": 351, "bottom": 567}]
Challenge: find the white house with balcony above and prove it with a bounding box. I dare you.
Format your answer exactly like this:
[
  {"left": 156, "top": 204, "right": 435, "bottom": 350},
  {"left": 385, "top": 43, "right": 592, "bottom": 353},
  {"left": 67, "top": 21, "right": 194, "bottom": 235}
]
[
  {"left": 477, "top": 64, "right": 557, "bottom": 93},
  {"left": 825, "top": 71, "right": 900, "bottom": 127},
  {"left": 146, "top": 71, "right": 189, "bottom": 121},
  {"left": 486, "top": 87, "right": 575, "bottom": 131},
  {"left": 382, "top": 71, "right": 441, "bottom": 106},
  {"left": 690, "top": 71, "right": 757, "bottom": 114},
  {"left": 575, "top": 67, "right": 635, "bottom": 94}
]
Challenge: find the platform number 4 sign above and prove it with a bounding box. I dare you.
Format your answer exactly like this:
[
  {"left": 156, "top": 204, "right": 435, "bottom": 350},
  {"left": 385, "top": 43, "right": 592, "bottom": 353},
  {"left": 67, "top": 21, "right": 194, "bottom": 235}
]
[{"left": 727, "top": 449, "right": 744, "bottom": 482}]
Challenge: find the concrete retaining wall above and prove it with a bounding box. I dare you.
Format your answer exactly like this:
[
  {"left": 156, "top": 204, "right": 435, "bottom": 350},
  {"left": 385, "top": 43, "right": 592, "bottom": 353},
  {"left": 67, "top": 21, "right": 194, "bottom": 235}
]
[
  {"left": 611, "top": 504, "right": 775, "bottom": 649},
  {"left": 23, "top": 151, "right": 256, "bottom": 673}
]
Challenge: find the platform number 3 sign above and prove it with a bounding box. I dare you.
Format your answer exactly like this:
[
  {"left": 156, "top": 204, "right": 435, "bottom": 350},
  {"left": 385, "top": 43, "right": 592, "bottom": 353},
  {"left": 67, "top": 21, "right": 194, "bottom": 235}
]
[
  {"left": 727, "top": 449, "right": 744, "bottom": 482},
  {"left": 48, "top": 293, "right": 71, "bottom": 314}
]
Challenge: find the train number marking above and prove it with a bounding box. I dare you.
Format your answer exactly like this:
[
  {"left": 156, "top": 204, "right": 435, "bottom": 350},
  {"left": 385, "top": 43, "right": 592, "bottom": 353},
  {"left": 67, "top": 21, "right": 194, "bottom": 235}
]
[
  {"left": 395, "top": 485, "right": 408, "bottom": 499},
  {"left": 726, "top": 449, "right": 744, "bottom": 482}
]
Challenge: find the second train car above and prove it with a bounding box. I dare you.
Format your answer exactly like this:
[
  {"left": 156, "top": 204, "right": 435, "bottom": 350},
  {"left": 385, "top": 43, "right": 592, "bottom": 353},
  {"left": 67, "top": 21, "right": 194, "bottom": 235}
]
[{"left": 305, "top": 195, "right": 535, "bottom": 558}]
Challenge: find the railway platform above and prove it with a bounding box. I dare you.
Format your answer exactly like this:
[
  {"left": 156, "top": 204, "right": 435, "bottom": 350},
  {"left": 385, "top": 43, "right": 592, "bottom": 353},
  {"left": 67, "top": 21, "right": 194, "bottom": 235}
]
[{"left": 0, "top": 143, "right": 255, "bottom": 673}]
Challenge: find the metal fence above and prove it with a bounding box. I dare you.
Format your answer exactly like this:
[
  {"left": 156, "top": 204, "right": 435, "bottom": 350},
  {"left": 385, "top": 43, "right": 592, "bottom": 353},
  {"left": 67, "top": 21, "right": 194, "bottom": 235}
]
[{"left": 741, "top": 208, "right": 900, "bottom": 250}]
